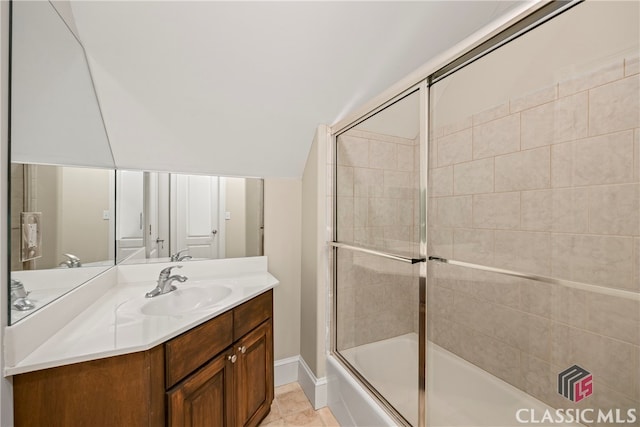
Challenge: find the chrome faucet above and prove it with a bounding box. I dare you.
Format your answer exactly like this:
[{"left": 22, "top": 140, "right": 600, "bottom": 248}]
[
  {"left": 145, "top": 265, "right": 188, "bottom": 298},
  {"left": 59, "top": 253, "right": 81, "bottom": 268},
  {"left": 11, "top": 279, "right": 36, "bottom": 311},
  {"left": 170, "top": 249, "right": 192, "bottom": 262}
]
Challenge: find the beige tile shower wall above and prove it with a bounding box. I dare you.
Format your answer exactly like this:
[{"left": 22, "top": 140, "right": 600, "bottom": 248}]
[
  {"left": 337, "top": 249, "right": 419, "bottom": 350},
  {"left": 428, "top": 263, "right": 640, "bottom": 426},
  {"left": 337, "top": 129, "right": 420, "bottom": 255},
  {"left": 335, "top": 128, "right": 420, "bottom": 349},
  {"left": 429, "top": 56, "right": 640, "bottom": 426},
  {"left": 430, "top": 56, "right": 640, "bottom": 293}
]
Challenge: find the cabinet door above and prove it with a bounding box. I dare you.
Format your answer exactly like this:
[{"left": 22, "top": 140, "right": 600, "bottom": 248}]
[
  {"left": 235, "top": 320, "right": 274, "bottom": 427},
  {"left": 168, "top": 351, "right": 234, "bottom": 427}
]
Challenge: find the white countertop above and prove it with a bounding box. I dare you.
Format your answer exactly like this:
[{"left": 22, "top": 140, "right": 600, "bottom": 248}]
[{"left": 5, "top": 258, "right": 278, "bottom": 376}]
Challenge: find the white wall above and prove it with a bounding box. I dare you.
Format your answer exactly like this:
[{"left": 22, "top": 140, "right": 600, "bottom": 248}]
[
  {"left": 50, "top": 1, "right": 82, "bottom": 41},
  {"left": 60, "top": 167, "right": 111, "bottom": 264},
  {"left": 300, "top": 126, "right": 329, "bottom": 378},
  {"left": 264, "top": 179, "right": 301, "bottom": 360},
  {"left": 11, "top": 1, "right": 113, "bottom": 168},
  {"left": 0, "top": 0, "right": 13, "bottom": 423},
  {"left": 69, "top": 1, "right": 525, "bottom": 178},
  {"left": 301, "top": 132, "right": 319, "bottom": 376}
]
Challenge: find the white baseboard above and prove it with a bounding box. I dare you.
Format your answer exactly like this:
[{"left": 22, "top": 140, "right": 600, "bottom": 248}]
[
  {"left": 298, "top": 357, "right": 328, "bottom": 410},
  {"left": 274, "top": 355, "right": 300, "bottom": 387},
  {"left": 274, "top": 355, "right": 327, "bottom": 410}
]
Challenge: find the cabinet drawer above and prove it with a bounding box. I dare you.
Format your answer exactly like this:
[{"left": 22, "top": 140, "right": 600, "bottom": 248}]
[
  {"left": 233, "top": 290, "right": 272, "bottom": 341},
  {"left": 165, "top": 310, "right": 233, "bottom": 388}
]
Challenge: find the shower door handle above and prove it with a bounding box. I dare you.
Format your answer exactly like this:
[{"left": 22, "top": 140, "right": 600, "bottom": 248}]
[{"left": 329, "top": 242, "right": 426, "bottom": 264}]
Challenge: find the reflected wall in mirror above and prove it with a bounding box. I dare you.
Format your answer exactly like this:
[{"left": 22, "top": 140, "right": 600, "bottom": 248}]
[
  {"left": 116, "top": 171, "right": 263, "bottom": 264},
  {"left": 11, "top": 1, "right": 114, "bottom": 168},
  {"left": 10, "top": 164, "right": 115, "bottom": 323},
  {"left": 9, "top": 0, "right": 116, "bottom": 325}
]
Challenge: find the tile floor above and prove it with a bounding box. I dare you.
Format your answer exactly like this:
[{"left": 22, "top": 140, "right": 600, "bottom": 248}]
[{"left": 259, "top": 382, "right": 340, "bottom": 426}]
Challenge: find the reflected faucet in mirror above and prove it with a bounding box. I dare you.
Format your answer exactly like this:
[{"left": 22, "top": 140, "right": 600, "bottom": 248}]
[
  {"left": 59, "top": 253, "right": 82, "bottom": 268},
  {"left": 145, "top": 266, "right": 188, "bottom": 298},
  {"left": 10, "top": 279, "right": 35, "bottom": 311},
  {"left": 170, "top": 249, "right": 192, "bottom": 262}
]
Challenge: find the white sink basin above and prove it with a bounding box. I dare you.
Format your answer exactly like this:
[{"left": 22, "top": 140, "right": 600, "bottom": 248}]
[{"left": 120, "top": 285, "right": 233, "bottom": 317}]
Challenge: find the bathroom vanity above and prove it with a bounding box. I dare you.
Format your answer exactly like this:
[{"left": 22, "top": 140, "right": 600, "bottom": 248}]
[
  {"left": 13, "top": 290, "right": 273, "bottom": 426},
  {"left": 5, "top": 257, "right": 278, "bottom": 427}
]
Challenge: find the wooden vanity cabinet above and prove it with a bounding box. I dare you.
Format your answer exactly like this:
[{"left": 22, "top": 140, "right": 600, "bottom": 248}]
[
  {"left": 168, "top": 290, "right": 274, "bottom": 427},
  {"left": 234, "top": 320, "right": 273, "bottom": 426},
  {"left": 13, "top": 345, "right": 166, "bottom": 427},
  {"left": 167, "top": 350, "right": 235, "bottom": 426},
  {"left": 13, "top": 290, "right": 274, "bottom": 427}
]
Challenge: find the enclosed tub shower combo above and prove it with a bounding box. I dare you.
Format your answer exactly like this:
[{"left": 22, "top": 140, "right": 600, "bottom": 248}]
[{"left": 328, "top": 2, "right": 640, "bottom": 426}]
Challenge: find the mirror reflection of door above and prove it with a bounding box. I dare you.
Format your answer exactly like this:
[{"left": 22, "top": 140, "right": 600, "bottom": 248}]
[
  {"left": 143, "top": 172, "right": 163, "bottom": 259},
  {"left": 116, "top": 171, "right": 144, "bottom": 260},
  {"left": 114, "top": 170, "right": 262, "bottom": 263},
  {"left": 171, "top": 174, "right": 225, "bottom": 259}
]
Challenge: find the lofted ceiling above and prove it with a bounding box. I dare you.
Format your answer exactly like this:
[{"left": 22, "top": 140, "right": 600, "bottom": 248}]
[{"left": 63, "top": 1, "right": 526, "bottom": 178}]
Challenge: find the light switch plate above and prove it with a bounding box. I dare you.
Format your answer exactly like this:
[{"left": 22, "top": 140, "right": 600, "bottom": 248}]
[{"left": 21, "top": 212, "right": 42, "bottom": 262}]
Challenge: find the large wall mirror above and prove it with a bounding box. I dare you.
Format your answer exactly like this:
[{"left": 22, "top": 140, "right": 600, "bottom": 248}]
[
  {"left": 8, "top": 1, "right": 266, "bottom": 326},
  {"left": 9, "top": 1, "right": 116, "bottom": 324},
  {"left": 116, "top": 171, "right": 263, "bottom": 264}
]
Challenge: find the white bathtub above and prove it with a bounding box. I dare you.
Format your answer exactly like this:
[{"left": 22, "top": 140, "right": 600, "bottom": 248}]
[{"left": 328, "top": 333, "right": 583, "bottom": 427}]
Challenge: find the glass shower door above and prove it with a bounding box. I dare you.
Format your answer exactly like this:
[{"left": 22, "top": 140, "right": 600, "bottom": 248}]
[
  {"left": 333, "top": 88, "right": 425, "bottom": 426},
  {"left": 427, "top": 2, "right": 639, "bottom": 426}
]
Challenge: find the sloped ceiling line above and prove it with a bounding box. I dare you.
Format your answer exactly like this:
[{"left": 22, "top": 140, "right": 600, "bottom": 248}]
[{"left": 67, "top": 1, "right": 523, "bottom": 178}]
